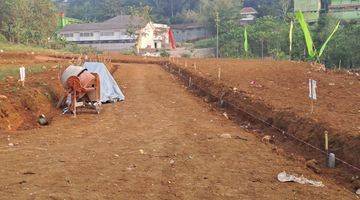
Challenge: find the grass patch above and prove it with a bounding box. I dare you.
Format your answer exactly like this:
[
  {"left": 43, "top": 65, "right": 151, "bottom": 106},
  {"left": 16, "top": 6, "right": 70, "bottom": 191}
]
[
  {"left": 0, "top": 42, "right": 56, "bottom": 53},
  {"left": 0, "top": 64, "right": 52, "bottom": 81},
  {"left": 193, "top": 38, "right": 216, "bottom": 49}
]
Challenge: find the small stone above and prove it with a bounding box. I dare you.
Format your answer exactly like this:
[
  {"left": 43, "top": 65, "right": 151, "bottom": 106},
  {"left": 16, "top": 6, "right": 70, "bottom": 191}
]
[
  {"left": 169, "top": 159, "right": 175, "bottom": 164},
  {"left": 356, "top": 188, "right": 360, "bottom": 195},
  {"left": 220, "top": 134, "right": 232, "bottom": 139},
  {"left": 0, "top": 49, "right": 3, "bottom": 53},
  {"left": 328, "top": 83, "right": 335, "bottom": 86},
  {"left": 8, "top": 143, "right": 14, "bottom": 147},
  {"left": 0, "top": 95, "right": 7, "bottom": 99},
  {"left": 114, "top": 154, "right": 119, "bottom": 157},
  {"left": 223, "top": 112, "right": 229, "bottom": 119},
  {"left": 139, "top": 149, "right": 144, "bottom": 154}
]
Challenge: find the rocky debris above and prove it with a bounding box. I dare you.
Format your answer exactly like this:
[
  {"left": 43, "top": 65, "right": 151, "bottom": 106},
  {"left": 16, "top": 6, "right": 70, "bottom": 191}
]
[
  {"left": 356, "top": 188, "right": 360, "bottom": 195},
  {"left": 0, "top": 94, "right": 7, "bottom": 99}
]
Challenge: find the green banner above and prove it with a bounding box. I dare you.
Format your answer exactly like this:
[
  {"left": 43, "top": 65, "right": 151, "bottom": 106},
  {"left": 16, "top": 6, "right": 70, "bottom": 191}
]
[
  {"left": 289, "top": 21, "right": 293, "bottom": 53},
  {"left": 295, "top": 11, "right": 316, "bottom": 58},
  {"left": 244, "top": 27, "right": 248, "bottom": 53},
  {"left": 318, "top": 21, "right": 340, "bottom": 58}
]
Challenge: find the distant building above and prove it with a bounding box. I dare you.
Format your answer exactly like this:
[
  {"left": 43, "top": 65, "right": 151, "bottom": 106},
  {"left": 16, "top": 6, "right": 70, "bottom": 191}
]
[
  {"left": 170, "top": 23, "right": 209, "bottom": 42},
  {"left": 59, "top": 15, "right": 144, "bottom": 51},
  {"left": 240, "top": 7, "right": 258, "bottom": 25},
  {"left": 136, "top": 22, "right": 176, "bottom": 52},
  {"left": 294, "top": 0, "right": 360, "bottom": 22}
]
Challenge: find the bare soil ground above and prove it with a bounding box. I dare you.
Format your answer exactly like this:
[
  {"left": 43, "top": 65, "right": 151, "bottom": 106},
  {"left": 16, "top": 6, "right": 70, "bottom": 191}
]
[
  {"left": 0, "top": 63, "right": 357, "bottom": 199},
  {"left": 151, "top": 58, "right": 360, "bottom": 168}
]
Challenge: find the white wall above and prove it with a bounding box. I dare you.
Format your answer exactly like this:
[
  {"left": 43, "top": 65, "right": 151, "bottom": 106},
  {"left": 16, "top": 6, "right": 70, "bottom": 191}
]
[{"left": 60, "top": 29, "right": 136, "bottom": 42}]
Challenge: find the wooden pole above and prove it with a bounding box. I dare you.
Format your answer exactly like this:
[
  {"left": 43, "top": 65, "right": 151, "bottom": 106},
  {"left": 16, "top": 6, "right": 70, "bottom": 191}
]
[
  {"left": 324, "top": 132, "right": 329, "bottom": 153},
  {"left": 311, "top": 100, "right": 314, "bottom": 114},
  {"left": 218, "top": 67, "right": 221, "bottom": 81}
]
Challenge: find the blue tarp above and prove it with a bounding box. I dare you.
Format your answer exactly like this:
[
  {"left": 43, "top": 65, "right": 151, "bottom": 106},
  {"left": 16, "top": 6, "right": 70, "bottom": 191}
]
[{"left": 83, "top": 62, "right": 125, "bottom": 102}]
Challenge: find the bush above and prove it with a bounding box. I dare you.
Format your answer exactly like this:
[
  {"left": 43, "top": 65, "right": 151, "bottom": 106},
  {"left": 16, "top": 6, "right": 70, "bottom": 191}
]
[
  {"left": 64, "top": 43, "right": 100, "bottom": 54},
  {"left": 323, "top": 23, "right": 360, "bottom": 69},
  {"left": 194, "top": 38, "right": 216, "bottom": 48},
  {"left": 0, "top": 34, "right": 7, "bottom": 43},
  {"left": 160, "top": 49, "right": 170, "bottom": 57}
]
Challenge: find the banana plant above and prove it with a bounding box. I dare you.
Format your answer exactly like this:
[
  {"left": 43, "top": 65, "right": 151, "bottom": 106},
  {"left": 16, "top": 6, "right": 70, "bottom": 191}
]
[{"left": 295, "top": 11, "right": 340, "bottom": 61}]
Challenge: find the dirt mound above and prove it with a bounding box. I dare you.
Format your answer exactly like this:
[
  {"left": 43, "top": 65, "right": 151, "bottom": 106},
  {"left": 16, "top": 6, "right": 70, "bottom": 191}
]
[
  {"left": 0, "top": 51, "right": 70, "bottom": 131},
  {"left": 0, "top": 69, "right": 62, "bottom": 131}
]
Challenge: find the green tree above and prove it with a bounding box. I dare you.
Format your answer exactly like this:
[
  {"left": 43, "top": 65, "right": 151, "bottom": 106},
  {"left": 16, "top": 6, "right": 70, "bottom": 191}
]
[{"left": 0, "top": 0, "right": 57, "bottom": 45}]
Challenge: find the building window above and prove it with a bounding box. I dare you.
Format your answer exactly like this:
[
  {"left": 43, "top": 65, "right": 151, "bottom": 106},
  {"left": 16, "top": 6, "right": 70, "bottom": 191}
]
[
  {"left": 60, "top": 33, "right": 73, "bottom": 38},
  {"left": 80, "top": 32, "right": 94, "bottom": 37},
  {"left": 100, "top": 32, "right": 115, "bottom": 37}
]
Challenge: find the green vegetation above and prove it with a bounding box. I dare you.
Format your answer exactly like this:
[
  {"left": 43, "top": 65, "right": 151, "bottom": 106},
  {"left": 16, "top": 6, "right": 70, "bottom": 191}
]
[
  {"left": 193, "top": 38, "right": 216, "bottom": 48},
  {"left": 0, "top": 64, "right": 50, "bottom": 81},
  {"left": 218, "top": 14, "right": 360, "bottom": 68},
  {"left": 0, "top": 42, "right": 55, "bottom": 53},
  {"left": 160, "top": 50, "right": 170, "bottom": 57},
  {"left": 0, "top": 0, "right": 57, "bottom": 45}
]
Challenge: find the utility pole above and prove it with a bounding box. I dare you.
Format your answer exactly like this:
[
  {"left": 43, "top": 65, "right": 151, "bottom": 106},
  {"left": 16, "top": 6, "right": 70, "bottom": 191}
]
[{"left": 215, "top": 11, "right": 220, "bottom": 59}]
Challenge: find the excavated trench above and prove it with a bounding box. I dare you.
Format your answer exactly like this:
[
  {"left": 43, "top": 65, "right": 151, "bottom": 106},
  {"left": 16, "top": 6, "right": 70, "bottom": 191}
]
[{"left": 155, "top": 61, "right": 360, "bottom": 190}]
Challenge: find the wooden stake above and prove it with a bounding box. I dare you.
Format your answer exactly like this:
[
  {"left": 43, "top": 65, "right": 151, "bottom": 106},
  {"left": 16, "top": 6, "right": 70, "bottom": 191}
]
[
  {"left": 311, "top": 100, "right": 314, "bottom": 114},
  {"left": 324, "top": 131, "right": 329, "bottom": 152},
  {"left": 218, "top": 67, "right": 221, "bottom": 81}
]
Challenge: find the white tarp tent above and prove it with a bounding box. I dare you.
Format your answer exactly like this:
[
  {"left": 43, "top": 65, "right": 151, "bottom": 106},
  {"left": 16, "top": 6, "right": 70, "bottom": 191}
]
[{"left": 83, "top": 62, "right": 125, "bottom": 102}]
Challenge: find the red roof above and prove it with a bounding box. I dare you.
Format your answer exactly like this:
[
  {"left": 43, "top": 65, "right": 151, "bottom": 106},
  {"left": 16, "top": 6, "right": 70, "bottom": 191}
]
[{"left": 240, "top": 7, "right": 258, "bottom": 15}]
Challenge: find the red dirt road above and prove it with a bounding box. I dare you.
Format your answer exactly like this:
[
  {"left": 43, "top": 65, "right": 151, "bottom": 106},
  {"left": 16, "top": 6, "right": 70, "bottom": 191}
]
[{"left": 0, "top": 63, "right": 356, "bottom": 199}]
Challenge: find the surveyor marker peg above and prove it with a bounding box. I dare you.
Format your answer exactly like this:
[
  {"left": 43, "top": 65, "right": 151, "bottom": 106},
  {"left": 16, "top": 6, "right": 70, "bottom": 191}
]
[{"left": 19, "top": 67, "right": 26, "bottom": 87}]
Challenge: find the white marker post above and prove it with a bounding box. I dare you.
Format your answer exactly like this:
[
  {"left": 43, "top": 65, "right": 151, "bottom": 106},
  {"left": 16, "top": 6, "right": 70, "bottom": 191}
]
[
  {"left": 19, "top": 67, "right": 26, "bottom": 87},
  {"left": 309, "top": 79, "right": 317, "bottom": 113}
]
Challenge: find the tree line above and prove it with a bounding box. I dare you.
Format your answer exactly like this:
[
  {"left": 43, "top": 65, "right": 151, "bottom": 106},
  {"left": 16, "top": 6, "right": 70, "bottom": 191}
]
[{"left": 57, "top": 0, "right": 290, "bottom": 24}]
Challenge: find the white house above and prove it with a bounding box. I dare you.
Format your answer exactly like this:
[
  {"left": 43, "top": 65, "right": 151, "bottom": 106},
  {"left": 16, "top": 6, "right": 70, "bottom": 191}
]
[
  {"left": 136, "top": 22, "right": 176, "bottom": 52},
  {"left": 59, "top": 15, "right": 144, "bottom": 51}
]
